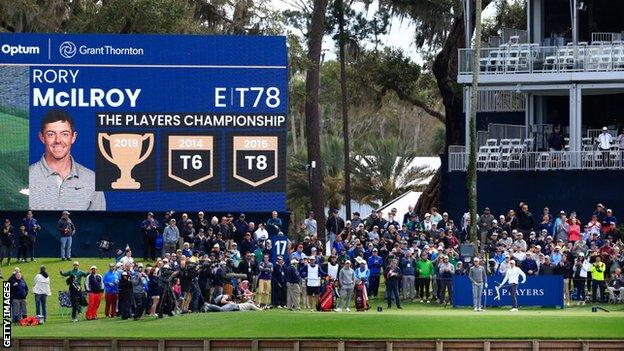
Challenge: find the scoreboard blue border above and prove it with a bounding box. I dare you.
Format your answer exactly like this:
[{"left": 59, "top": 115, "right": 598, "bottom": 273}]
[{"left": 0, "top": 33, "right": 288, "bottom": 212}]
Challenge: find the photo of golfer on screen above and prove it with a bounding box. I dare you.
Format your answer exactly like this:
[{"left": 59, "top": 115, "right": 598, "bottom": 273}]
[{"left": 29, "top": 109, "right": 106, "bottom": 210}]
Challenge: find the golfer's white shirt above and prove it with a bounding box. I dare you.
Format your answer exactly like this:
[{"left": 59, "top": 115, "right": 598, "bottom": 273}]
[{"left": 500, "top": 266, "right": 526, "bottom": 286}]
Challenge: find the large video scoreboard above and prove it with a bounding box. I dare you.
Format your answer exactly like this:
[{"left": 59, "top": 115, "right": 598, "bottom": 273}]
[{"left": 0, "top": 33, "right": 287, "bottom": 212}]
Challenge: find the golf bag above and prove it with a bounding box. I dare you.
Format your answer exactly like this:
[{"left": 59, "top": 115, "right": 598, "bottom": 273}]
[
  {"left": 317, "top": 282, "right": 336, "bottom": 312},
  {"left": 355, "top": 282, "right": 369, "bottom": 311}
]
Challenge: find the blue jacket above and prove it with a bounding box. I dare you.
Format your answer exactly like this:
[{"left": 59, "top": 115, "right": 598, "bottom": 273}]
[
  {"left": 368, "top": 255, "right": 383, "bottom": 275},
  {"left": 103, "top": 270, "right": 119, "bottom": 294},
  {"left": 401, "top": 258, "right": 417, "bottom": 276},
  {"left": 355, "top": 267, "right": 370, "bottom": 282},
  {"left": 285, "top": 265, "right": 301, "bottom": 284},
  {"left": 22, "top": 217, "right": 40, "bottom": 237},
  {"left": 9, "top": 277, "right": 28, "bottom": 300},
  {"left": 521, "top": 258, "right": 538, "bottom": 274}
]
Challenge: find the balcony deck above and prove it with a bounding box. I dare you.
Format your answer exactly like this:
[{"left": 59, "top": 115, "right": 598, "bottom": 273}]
[
  {"left": 448, "top": 147, "right": 624, "bottom": 172},
  {"left": 457, "top": 42, "right": 624, "bottom": 85}
]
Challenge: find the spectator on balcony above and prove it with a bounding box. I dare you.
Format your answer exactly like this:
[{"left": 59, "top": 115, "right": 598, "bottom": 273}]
[
  {"left": 618, "top": 129, "right": 624, "bottom": 149},
  {"left": 596, "top": 127, "right": 613, "bottom": 150},
  {"left": 548, "top": 125, "right": 565, "bottom": 151}
]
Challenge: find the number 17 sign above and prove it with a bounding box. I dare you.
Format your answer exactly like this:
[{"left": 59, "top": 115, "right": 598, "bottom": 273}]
[
  {"left": 168, "top": 135, "right": 214, "bottom": 187},
  {"left": 233, "top": 136, "right": 278, "bottom": 187}
]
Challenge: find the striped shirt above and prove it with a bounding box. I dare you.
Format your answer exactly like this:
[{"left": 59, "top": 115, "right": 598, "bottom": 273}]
[{"left": 29, "top": 155, "right": 106, "bottom": 210}]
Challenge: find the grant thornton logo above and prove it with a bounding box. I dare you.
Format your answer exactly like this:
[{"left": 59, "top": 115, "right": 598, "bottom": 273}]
[{"left": 59, "top": 41, "right": 77, "bottom": 58}]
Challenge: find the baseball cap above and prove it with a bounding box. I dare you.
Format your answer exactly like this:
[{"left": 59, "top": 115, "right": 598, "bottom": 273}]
[{"left": 62, "top": 211, "right": 70, "bottom": 215}]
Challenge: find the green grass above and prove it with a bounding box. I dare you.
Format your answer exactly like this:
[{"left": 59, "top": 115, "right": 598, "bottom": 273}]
[
  {"left": 8, "top": 258, "right": 624, "bottom": 340},
  {"left": 0, "top": 110, "right": 28, "bottom": 209}
]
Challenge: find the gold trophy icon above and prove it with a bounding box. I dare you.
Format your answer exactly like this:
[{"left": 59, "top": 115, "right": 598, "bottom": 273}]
[{"left": 98, "top": 133, "right": 154, "bottom": 189}]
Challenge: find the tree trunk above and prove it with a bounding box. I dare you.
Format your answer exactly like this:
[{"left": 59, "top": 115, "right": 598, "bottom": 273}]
[
  {"left": 415, "top": 13, "right": 465, "bottom": 217},
  {"left": 415, "top": 1, "right": 492, "bottom": 218},
  {"left": 305, "top": 0, "right": 329, "bottom": 239},
  {"left": 338, "top": 0, "right": 351, "bottom": 219},
  {"left": 468, "top": 0, "right": 482, "bottom": 247},
  {"left": 291, "top": 112, "right": 299, "bottom": 154}
]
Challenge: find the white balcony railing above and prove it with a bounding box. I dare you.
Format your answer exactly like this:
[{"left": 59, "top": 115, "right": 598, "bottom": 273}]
[
  {"left": 458, "top": 42, "right": 624, "bottom": 75},
  {"left": 448, "top": 149, "right": 624, "bottom": 172}
]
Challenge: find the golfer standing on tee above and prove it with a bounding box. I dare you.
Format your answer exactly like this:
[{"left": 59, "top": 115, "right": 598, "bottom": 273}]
[
  {"left": 469, "top": 257, "right": 487, "bottom": 312},
  {"left": 498, "top": 260, "right": 526, "bottom": 312}
]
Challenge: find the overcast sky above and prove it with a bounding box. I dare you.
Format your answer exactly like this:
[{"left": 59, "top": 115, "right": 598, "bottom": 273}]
[{"left": 270, "top": 0, "right": 499, "bottom": 64}]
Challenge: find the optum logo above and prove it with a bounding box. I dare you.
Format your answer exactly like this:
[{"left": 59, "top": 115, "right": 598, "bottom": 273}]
[{"left": 1, "top": 44, "right": 40, "bottom": 56}]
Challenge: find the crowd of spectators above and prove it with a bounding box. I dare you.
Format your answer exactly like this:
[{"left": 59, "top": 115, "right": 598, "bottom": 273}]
[{"left": 5, "top": 202, "right": 624, "bottom": 324}]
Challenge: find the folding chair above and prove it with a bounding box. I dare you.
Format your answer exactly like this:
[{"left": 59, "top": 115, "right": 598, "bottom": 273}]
[{"left": 59, "top": 291, "right": 72, "bottom": 318}]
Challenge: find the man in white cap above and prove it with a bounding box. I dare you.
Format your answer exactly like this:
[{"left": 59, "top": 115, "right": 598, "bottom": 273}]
[
  {"left": 285, "top": 257, "right": 301, "bottom": 310},
  {"left": 596, "top": 126, "right": 613, "bottom": 167},
  {"left": 85, "top": 265, "right": 104, "bottom": 320},
  {"left": 469, "top": 257, "right": 487, "bottom": 311},
  {"left": 498, "top": 259, "right": 526, "bottom": 311}
]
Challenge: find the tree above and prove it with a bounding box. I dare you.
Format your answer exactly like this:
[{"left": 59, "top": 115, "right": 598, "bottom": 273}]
[
  {"left": 287, "top": 136, "right": 346, "bottom": 216},
  {"left": 351, "top": 138, "right": 436, "bottom": 207},
  {"left": 468, "top": 0, "right": 483, "bottom": 247},
  {"left": 337, "top": 0, "right": 351, "bottom": 219},
  {"left": 382, "top": 0, "right": 493, "bottom": 216},
  {"left": 482, "top": 0, "right": 526, "bottom": 42},
  {"left": 305, "top": 0, "right": 329, "bottom": 239},
  {"left": 0, "top": 0, "right": 281, "bottom": 34}
]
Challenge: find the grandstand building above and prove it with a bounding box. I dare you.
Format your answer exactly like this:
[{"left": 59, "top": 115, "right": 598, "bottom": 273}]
[{"left": 443, "top": 0, "right": 624, "bottom": 219}]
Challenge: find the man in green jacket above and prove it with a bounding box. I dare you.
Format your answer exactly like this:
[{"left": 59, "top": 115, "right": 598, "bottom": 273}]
[
  {"left": 416, "top": 253, "right": 434, "bottom": 303},
  {"left": 60, "top": 261, "right": 88, "bottom": 286}
]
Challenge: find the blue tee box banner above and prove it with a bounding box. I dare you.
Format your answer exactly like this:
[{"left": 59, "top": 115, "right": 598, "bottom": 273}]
[{"left": 452, "top": 275, "right": 564, "bottom": 307}]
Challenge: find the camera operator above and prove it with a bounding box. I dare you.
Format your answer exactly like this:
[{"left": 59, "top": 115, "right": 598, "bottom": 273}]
[
  {"left": 131, "top": 264, "right": 148, "bottom": 320},
  {"left": 197, "top": 259, "right": 214, "bottom": 307},
  {"left": 157, "top": 263, "right": 178, "bottom": 318},
  {"left": 180, "top": 259, "right": 201, "bottom": 313}
]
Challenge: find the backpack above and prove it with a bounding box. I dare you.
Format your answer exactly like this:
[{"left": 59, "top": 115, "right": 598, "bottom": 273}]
[
  {"left": 155, "top": 234, "right": 164, "bottom": 250},
  {"left": 19, "top": 316, "right": 40, "bottom": 326}
]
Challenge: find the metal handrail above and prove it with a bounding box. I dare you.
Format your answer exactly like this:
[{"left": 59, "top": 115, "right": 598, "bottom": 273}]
[
  {"left": 448, "top": 149, "right": 624, "bottom": 172},
  {"left": 458, "top": 43, "right": 624, "bottom": 75}
]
